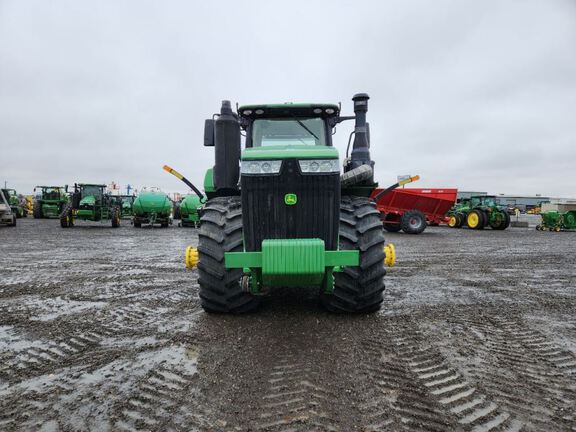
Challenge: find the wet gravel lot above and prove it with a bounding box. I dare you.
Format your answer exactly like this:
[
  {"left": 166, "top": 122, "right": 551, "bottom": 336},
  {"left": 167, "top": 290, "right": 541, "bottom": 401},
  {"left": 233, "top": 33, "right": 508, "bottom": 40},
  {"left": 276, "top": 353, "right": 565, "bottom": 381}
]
[{"left": 1, "top": 217, "right": 575, "bottom": 431}]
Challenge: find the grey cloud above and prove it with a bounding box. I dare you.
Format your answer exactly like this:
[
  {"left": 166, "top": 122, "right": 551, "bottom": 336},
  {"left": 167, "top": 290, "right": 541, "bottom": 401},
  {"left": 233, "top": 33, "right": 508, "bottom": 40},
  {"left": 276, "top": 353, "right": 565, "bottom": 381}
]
[{"left": 1, "top": 0, "right": 575, "bottom": 196}]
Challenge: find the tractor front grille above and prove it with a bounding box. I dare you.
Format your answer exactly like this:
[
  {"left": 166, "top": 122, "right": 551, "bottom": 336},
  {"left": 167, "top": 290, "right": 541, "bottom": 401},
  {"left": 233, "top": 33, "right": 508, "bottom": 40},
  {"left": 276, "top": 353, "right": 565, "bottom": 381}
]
[{"left": 241, "top": 159, "right": 340, "bottom": 252}]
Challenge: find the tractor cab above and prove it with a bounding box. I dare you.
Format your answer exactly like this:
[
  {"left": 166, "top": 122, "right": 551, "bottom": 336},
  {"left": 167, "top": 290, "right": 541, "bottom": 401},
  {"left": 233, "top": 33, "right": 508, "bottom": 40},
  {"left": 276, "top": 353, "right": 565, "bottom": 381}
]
[{"left": 240, "top": 104, "right": 339, "bottom": 148}]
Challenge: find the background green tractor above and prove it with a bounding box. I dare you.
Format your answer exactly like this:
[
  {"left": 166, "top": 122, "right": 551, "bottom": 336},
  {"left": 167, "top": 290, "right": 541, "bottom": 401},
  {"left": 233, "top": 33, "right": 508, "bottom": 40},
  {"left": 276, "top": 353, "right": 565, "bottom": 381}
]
[
  {"left": 132, "top": 190, "right": 172, "bottom": 228},
  {"left": 163, "top": 165, "right": 206, "bottom": 228},
  {"left": 113, "top": 195, "right": 136, "bottom": 219},
  {"left": 184, "top": 94, "right": 396, "bottom": 314},
  {"left": 5, "top": 189, "right": 26, "bottom": 218},
  {"left": 60, "top": 184, "right": 120, "bottom": 228},
  {"left": 537, "top": 210, "right": 576, "bottom": 232},
  {"left": 178, "top": 195, "right": 203, "bottom": 227},
  {"left": 33, "top": 186, "right": 69, "bottom": 219},
  {"left": 448, "top": 195, "right": 510, "bottom": 230},
  {"left": 0, "top": 189, "right": 17, "bottom": 226}
]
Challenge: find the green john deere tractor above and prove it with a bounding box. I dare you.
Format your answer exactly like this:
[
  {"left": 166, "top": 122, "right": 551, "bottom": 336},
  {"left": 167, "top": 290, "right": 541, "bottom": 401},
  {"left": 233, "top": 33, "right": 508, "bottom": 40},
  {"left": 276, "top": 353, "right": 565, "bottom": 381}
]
[
  {"left": 5, "top": 189, "right": 26, "bottom": 218},
  {"left": 537, "top": 210, "right": 576, "bottom": 232},
  {"left": 184, "top": 94, "right": 396, "bottom": 313},
  {"left": 132, "top": 190, "right": 172, "bottom": 227},
  {"left": 60, "top": 184, "right": 121, "bottom": 228},
  {"left": 447, "top": 195, "right": 510, "bottom": 230},
  {"left": 33, "top": 186, "right": 69, "bottom": 218},
  {"left": 163, "top": 165, "right": 205, "bottom": 227},
  {"left": 113, "top": 195, "right": 136, "bottom": 219}
]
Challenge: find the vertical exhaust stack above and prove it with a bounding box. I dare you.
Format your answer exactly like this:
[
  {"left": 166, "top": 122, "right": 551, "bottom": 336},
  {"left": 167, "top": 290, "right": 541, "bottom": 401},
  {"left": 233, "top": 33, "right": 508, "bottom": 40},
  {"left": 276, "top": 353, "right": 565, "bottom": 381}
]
[
  {"left": 213, "top": 100, "right": 241, "bottom": 193},
  {"left": 349, "top": 93, "right": 375, "bottom": 184}
]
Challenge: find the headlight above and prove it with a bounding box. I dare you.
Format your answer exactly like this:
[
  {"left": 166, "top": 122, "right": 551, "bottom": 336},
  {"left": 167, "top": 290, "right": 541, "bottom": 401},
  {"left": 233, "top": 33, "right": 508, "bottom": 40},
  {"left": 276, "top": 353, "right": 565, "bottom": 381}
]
[
  {"left": 298, "top": 159, "right": 339, "bottom": 173},
  {"left": 241, "top": 160, "right": 282, "bottom": 175}
]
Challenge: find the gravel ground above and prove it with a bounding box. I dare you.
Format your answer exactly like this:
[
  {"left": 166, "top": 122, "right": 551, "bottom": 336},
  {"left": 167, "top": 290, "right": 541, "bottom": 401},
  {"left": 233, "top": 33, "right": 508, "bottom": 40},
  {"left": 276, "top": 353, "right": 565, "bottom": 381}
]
[{"left": 1, "top": 217, "right": 575, "bottom": 431}]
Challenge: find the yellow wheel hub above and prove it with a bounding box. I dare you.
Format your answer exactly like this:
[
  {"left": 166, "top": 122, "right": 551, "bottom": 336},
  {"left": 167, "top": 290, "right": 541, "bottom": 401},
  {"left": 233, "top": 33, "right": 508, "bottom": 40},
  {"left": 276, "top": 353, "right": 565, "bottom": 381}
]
[
  {"left": 384, "top": 243, "right": 396, "bottom": 267},
  {"left": 467, "top": 213, "right": 479, "bottom": 228},
  {"left": 448, "top": 216, "right": 457, "bottom": 227},
  {"left": 185, "top": 246, "right": 199, "bottom": 269}
]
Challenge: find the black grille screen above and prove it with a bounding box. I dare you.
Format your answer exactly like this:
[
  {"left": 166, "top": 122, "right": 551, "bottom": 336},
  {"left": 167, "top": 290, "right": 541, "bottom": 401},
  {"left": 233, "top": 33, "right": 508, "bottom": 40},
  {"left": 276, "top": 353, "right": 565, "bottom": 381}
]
[{"left": 241, "top": 159, "right": 340, "bottom": 251}]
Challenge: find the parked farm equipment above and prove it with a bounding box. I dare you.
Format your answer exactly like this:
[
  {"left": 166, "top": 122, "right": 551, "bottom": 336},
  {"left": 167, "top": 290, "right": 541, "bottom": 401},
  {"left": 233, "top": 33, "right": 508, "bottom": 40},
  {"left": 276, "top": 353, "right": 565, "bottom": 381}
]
[
  {"left": 447, "top": 195, "right": 510, "bottom": 230},
  {"left": 0, "top": 189, "right": 17, "bottom": 227},
  {"left": 371, "top": 184, "right": 457, "bottom": 234},
  {"left": 33, "top": 186, "right": 69, "bottom": 218},
  {"left": 537, "top": 210, "right": 576, "bottom": 232},
  {"left": 178, "top": 195, "right": 203, "bottom": 227},
  {"left": 183, "top": 93, "right": 396, "bottom": 314},
  {"left": 132, "top": 191, "right": 172, "bottom": 227},
  {"left": 163, "top": 165, "right": 205, "bottom": 228},
  {"left": 5, "top": 189, "right": 26, "bottom": 218},
  {"left": 60, "top": 184, "right": 121, "bottom": 228},
  {"left": 113, "top": 195, "right": 135, "bottom": 219}
]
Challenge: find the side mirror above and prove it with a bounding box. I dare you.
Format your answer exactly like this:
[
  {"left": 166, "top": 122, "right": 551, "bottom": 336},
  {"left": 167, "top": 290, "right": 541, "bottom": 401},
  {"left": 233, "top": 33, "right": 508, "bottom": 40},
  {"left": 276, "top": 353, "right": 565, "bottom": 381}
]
[{"left": 204, "top": 119, "right": 215, "bottom": 147}]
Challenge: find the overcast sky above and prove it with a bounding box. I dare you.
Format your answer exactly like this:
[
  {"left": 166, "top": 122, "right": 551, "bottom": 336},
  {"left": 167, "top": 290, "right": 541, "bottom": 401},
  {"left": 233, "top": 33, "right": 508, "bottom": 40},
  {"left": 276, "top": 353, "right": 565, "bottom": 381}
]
[{"left": 1, "top": 0, "right": 575, "bottom": 197}]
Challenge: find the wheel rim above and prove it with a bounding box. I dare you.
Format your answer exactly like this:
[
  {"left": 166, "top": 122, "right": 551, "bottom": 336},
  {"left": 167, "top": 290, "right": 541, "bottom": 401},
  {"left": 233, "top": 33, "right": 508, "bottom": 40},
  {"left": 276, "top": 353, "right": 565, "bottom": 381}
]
[
  {"left": 448, "top": 216, "right": 457, "bottom": 227},
  {"left": 408, "top": 216, "right": 422, "bottom": 229},
  {"left": 468, "top": 213, "right": 479, "bottom": 228}
]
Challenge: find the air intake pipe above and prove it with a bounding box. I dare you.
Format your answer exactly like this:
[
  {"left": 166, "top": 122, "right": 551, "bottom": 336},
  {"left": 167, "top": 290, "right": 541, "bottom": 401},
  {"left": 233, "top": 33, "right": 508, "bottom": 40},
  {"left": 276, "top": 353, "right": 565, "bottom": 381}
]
[
  {"left": 213, "top": 100, "right": 241, "bottom": 193},
  {"left": 348, "top": 93, "right": 375, "bottom": 184}
]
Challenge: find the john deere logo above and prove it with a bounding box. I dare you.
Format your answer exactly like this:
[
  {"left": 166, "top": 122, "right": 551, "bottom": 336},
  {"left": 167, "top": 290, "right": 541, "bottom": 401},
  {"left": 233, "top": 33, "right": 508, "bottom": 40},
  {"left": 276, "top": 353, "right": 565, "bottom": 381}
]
[{"left": 284, "top": 193, "right": 297, "bottom": 205}]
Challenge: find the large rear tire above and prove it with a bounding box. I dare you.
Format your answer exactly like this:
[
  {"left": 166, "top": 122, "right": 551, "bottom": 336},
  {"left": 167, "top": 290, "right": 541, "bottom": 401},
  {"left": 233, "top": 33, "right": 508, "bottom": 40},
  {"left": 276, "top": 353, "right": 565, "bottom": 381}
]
[
  {"left": 400, "top": 209, "right": 427, "bottom": 234},
  {"left": 320, "top": 196, "right": 386, "bottom": 313},
  {"left": 60, "top": 204, "right": 74, "bottom": 228},
  {"left": 490, "top": 210, "right": 509, "bottom": 230},
  {"left": 382, "top": 214, "right": 402, "bottom": 232},
  {"left": 197, "top": 196, "right": 260, "bottom": 313},
  {"left": 467, "top": 209, "right": 486, "bottom": 230},
  {"left": 111, "top": 207, "right": 121, "bottom": 228}
]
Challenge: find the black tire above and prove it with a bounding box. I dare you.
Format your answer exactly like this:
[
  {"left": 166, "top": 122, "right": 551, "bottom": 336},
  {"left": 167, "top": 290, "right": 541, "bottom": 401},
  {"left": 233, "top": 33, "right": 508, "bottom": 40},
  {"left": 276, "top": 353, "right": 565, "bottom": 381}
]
[
  {"left": 197, "top": 196, "right": 260, "bottom": 313},
  {"left": 456, "top": 212, "right": 466, "bottom": 228},
  {"left": 400, "top": 209, "right": 427, "bottom": 234},
  {"left": 161, "top": 222, "right": 169, "bottom": 228},
  {"left": 490, "top": 210, "right": 509, "bottom": 230},
  {"left": 133, "top": 217, "right": 141, "bottom": 228},
  {"left": 111, "top": 207, "right": 120, "bottom": 228},
  {"left": 320, "top": 196, "right": 386, "bottom": 313},
  {"left": 448, "top": 213, "right": 461, "bottom": 228},
  {"left": 503, "top": 211, "right": 511, "bottom": 229},
  {"left": 9, "top": 214, "right": 17, "bottom": 226},
  {"left": 382, "top": 214, "right": 402, "bottom": 232},
  {"left": 60, "top": 204, "right": 73, "bottom": 228}
]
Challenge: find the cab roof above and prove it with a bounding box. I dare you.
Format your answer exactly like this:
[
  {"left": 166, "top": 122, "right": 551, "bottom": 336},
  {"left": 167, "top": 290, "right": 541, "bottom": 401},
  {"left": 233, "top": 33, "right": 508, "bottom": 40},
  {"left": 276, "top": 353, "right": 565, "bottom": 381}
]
[{"left": 238, "top": 103, "right": 340, "bottom": 120}]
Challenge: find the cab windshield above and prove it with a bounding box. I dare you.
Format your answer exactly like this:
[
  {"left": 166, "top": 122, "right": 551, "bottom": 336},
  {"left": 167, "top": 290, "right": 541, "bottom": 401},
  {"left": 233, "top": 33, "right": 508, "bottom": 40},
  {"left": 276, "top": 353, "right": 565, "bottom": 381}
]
[
  {"left": 82, "top": 186, "right": 103, "bottom": 199},
  {"left": 252, "top": 118, "right": 326, "bottom": 146}
]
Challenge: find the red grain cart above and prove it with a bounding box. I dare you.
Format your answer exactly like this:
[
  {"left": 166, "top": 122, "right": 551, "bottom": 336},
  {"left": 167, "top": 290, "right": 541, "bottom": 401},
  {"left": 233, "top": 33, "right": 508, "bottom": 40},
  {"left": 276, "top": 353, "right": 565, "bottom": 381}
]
[{"left": 370, "top": 188, "right": 458, "bottom": 234}]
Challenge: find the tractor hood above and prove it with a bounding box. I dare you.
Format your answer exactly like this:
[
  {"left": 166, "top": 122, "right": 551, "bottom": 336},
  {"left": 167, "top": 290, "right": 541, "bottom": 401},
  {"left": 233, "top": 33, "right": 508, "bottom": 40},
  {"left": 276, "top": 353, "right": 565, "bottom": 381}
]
[
  {"left": 133, "top": 192, "right": 172, "bottom": 214},
  {"left": 241, "top": 145, "right": 338, "bottom": 161},
  {"left": 80, "top": 195, "right": 96, "bottom": 207}
]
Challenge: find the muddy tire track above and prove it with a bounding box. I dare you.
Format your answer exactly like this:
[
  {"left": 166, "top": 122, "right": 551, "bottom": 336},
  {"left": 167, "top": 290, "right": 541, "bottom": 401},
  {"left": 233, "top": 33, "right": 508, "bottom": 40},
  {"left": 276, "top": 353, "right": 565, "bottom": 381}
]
[{"left": 418, "top": 310, "right": 576, "bottom": 430}]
